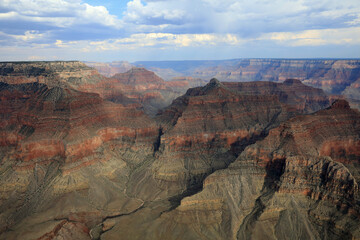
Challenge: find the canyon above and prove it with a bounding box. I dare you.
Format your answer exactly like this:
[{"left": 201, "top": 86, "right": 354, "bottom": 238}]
[
  {"left": 0, "top": 61, "right": 359, "bottom": 240},
  {"left": 0, "top": 62, "right": 200, "bottom": 116},
  {"left": 134, "top": 59, "right": 360, "bottom": 109}
]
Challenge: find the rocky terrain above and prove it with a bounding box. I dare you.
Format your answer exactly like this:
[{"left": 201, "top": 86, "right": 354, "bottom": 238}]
[
  {"left": 151, "top": 78, "right": 330, "bottom": 194},
  {"left": 150, "top": 99, "right": 360, "bottom": 240},
  {"left": 135, "top": 59, "right": 360, "bottom": 104},
  {"left": 0, "top": 62, "right": 194, "bottom": 116},
  {"left": 0, "top": 61, "right": 359, "bottom": 240},
  {"left": 0, "top": 81, "right": 159, "bottom": 239},
  {"left": 110, "top": 68, "right": 184, "bottom": 115},
  {"left": 0, "top": 61, "right": 119, "bottom": 90}
]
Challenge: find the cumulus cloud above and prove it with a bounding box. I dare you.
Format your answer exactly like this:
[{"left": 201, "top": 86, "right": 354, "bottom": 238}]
[
  {"left": 124, "top": 0, "right": 186, "bottom": 25},
  {"left": 0, "top": 0, "right": 123, "bottom": 45},
  {"left": 122, "top": 0, "right": 360, "bottom": 36},
  {"left": 0, "top": 0, "right": 120, "bottom": 27},
  {"left": 0, "top": 0, "right": 359, "bottom": 60}
]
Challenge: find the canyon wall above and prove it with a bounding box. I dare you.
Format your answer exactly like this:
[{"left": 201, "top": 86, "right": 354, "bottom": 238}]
[
  {"left": 135, "top": 59, "right": 360, "bottom": 104},
  {"left": 0, "top": 61, "right": 359, "bottom": 240}
]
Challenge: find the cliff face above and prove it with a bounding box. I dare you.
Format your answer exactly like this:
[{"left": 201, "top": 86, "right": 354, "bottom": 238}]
[
  {"left": 147, "top": 100, "right": 360, "bottom": 240},
  {"left": 0, "top": 82, "right": 156, "bottom": 166},
  {"left": 0, "top": 82, "right": 159, "bottom": 237},
  {"left": 222, "top": 79, "right": 330, "bottom": 113},
  {"left": 0, "top": 62, "right": 359, "bottom": 240},
  {"left": 98, "top": 83, "right": 360, "bottom": 240},
  {"left": 0, "top": 61, "right": 107, "bottom": 89},
  {"left": 0, "top": 62, "right": 190, "bottom": 116},
  {"left": 152, "top": 79, "right": 330, "bottom": 195}
]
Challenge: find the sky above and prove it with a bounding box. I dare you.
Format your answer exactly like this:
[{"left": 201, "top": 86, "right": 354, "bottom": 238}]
[{"left": 0, "top": 0, "right": 359, "bottom": 62}]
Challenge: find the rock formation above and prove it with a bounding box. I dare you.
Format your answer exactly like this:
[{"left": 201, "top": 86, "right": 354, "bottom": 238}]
[
  {"left": 0, "top": 61, "right": 107, "bottom": 90},
  {"left": 222, "top": 79, "right": 330, "bottom": 113},
  {"left": 111, "top": 68, "right": 190, "bottom": 116},
  {"left": 0, "top": 62, "right": 191, "bottom": 116},
  {"left": 141, "top": 99, "right": 360, "bottom": 240},
  {"left": 0, "top": 81, "right": 159, "bottom": 239},
  {"left": 135, "top": 59, "right": 360, "bottom": 106},
  {"left": 0, "top": 61, "right": 359, "bottom": 240},
  {"left": 150, "top": 78, "right": 330, "bottom": 197}
]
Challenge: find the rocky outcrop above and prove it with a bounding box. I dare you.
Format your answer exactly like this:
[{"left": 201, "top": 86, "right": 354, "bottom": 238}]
[
  {"left": 152, "top": 78, "right": 330, "bottom": 195},
  {"left": 111, "top": 68, "right": 188, "bottom": 115},
  {"left": 112, "top": 67, "right": 166, "bottom": 85},
  {"left": 0, "top": 61, "right": 108, "bottom": 89},
  {"left": 135, "top": 59, "right": 360, "bottom": 105},
  {"left": 0, "top": 82, "right": 158, "bottom": 237},
  {"left": 0, "top": 61, "right": 135, "bottom": 106},
  {"left": 0, "top": 62, "right": 358, "bottom": 240},
  {"left": 148, "top": 99, "right": 360, "bottom": 240},
  {"left": 0, "top": 62, "right": 191, "bottom": 116},
  {"left": 222, "top": 79, "right": 330, "bottom": 113}
]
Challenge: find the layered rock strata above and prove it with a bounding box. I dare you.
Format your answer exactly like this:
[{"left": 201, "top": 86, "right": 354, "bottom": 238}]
[
  {"left": 136, "top": 59, "right": 360, "bottom": 105},
  {"left": 152, "top": 78, "right": 330, "bottom": 195},
  {"left": 146, "top": 100, "right": 360, "bottom": 240},
  {"left": 1, "top": 66, "right": 357, "bottom": 240},
  {"left": 111, "top": 68, "right": 187, "bottom": 115},
  {"left": 0, "top": 62, "right": 188, "bottom": 115},
  {"left": 0, "top": 82, "right": 159, "bottom": 238}
]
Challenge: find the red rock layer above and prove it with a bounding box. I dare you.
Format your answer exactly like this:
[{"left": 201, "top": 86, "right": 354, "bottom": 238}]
[
  {"left": 240, "top": 99, "right": 360, "bottom": 201},
  {"left": 111, "top": 68, "right": 187, "bottom": 115},
  {"left": 151, "top": 99, "right": 360, "bottom": 240},
  {"left": 223, "top": 79, "right": 330, "bottom": 113},
  {"left": 0, "top": 62, "right": 181, "bottom": 115},
  {"left": 37, "top": 220, "right": 89, "bottom": 240},
  {"left": 112, "top": 67, "right": 165, "bottom": 85},
  {"left": 0, "top": 82, "right": 158, "bottom": 171},
  {"left": 153, "top": 78, "right": 330, "bottom": 192}
]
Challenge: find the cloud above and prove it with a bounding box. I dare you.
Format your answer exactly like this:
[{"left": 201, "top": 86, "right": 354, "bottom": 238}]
[
  {"left": 0, "top": 0, "right": 359, "bottom": 61},
  {"left": 264, "top": 27, "right": 360, "bottom": 46},
  {"left": 122, "top": 0, "right": 360, "bottom": 36},
  {"left": 124, "top": 0, "right": 186, "bottom": 25},
  {"left": 0, "top": 0, "right": 120, "bottom": 27},
  {"left": 51, "top": 33, "right": 245, "bottom": 52},
  {"left": 0, "top": 0, "right": 123, "bottom": 44},
  {"left": 34, "top": 27, "right": 360, "bottom": 53}
]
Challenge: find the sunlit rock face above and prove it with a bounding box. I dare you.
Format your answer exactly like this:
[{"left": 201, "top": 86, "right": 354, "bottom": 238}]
[{"left": 0, "top": 61, "right": 107, "bottom": 89}]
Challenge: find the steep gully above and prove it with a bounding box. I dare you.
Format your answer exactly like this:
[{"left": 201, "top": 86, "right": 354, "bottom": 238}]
[
  {"left": 93, "top": 110, "right": 285, "bottom": 240},
  {"left": 237, "top": 158, "right": 286, "bottom": 240}
]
